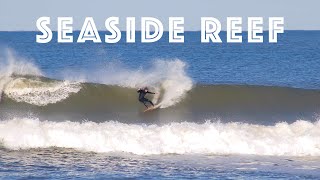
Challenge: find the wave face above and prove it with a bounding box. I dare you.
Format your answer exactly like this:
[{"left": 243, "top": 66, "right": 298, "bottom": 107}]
[
  {"left": 0, "top": 118, "right": 319, "bottom": 156},
  {"left": 1, "top": 80, "right": 320, "bottom": 124}
]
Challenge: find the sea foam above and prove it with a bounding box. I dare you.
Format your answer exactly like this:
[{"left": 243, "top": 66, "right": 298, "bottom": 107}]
[{"left": 0, "top": 118, "right": 319, "bottom": 156}]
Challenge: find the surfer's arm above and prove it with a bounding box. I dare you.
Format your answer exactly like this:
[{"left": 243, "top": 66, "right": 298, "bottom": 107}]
[{"left": 146, "top": 91, "right": 155, "bottom": 94}]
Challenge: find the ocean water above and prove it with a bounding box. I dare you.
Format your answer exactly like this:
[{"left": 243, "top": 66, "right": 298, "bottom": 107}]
[{"left": 0, "top": 31, "right": 320, "bottom": 179}]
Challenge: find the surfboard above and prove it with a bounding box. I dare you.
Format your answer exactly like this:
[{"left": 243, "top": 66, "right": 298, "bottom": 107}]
[{"left": 143, "top": 104, "right": 160, "bottom": 112}]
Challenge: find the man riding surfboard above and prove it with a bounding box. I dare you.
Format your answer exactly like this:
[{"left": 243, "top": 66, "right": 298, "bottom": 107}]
[{"left": 137, "top": 87, "right": 155, "bottom": 109}]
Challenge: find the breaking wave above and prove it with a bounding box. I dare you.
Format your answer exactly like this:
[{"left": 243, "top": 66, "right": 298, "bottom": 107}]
[
  {"left": 65, "top": 59, "right": 193, "bottom": 108},
  {"left": 1, "top": 49, "right": 192, "bottom": 108},
  {"left": 4, "top": 78, "right": 81, "bottom": 106},
  {"left": 0, "top": 118, "right": 319, "bottom": 156},
  {"left": 0, "top": 49, "right": 81, "bottom": 106}
]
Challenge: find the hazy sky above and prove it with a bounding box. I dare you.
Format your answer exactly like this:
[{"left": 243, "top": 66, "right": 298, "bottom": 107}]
[{"left": 0, "top": 0, "right": 319, "bottom": 31}]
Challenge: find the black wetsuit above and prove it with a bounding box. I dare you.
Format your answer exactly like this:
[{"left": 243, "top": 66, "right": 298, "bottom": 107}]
[{"left": 137, "top": 89, "right": 155, "bottom": 108}]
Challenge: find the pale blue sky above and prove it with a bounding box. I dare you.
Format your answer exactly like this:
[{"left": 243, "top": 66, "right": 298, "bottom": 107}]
[{"left": 0, "top": 0, "right": 319, "bottom": 31}]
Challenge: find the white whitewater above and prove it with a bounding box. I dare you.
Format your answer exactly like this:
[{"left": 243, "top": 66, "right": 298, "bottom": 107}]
[{"left": 0, "top": 118, "right": 319, "bottom": 156}]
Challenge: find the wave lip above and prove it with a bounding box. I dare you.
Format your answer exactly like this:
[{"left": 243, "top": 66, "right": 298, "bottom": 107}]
[
  {"left": 0, "top": 49, "right": 81, "bottom": 106},
  {"left": 0, "top": 49, "right": 42, "bottom": 102},
  {"left": 0, "top": 118, "right": 319, "bottom": 156}
]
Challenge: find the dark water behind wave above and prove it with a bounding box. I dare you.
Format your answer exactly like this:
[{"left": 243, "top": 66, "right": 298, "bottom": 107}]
[{"left": 1, "top": 31, "right": 320, "bottom": 89}]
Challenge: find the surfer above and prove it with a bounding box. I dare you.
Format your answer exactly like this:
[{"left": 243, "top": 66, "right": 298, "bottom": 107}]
[{"left": 137, "top": 87, "right": 155, "bottom": 108}]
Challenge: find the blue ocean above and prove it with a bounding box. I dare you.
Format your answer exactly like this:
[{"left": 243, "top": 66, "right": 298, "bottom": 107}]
[{"left": 0, "top": 31, "right": 320, "bottom": 179}]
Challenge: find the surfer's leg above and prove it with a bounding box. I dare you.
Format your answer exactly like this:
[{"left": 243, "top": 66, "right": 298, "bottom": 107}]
[
  {"left": 148, "top": 100, "right": 154, "bottom": 106},
  {"left": 143, "top": 98, "right": 154, "bottom": 106},
  {"left": 143, "top": 102, "right": 148, "bottom": 108},
  {"left": 139, "top": 98, "right": 149, "bottom": 108}
]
